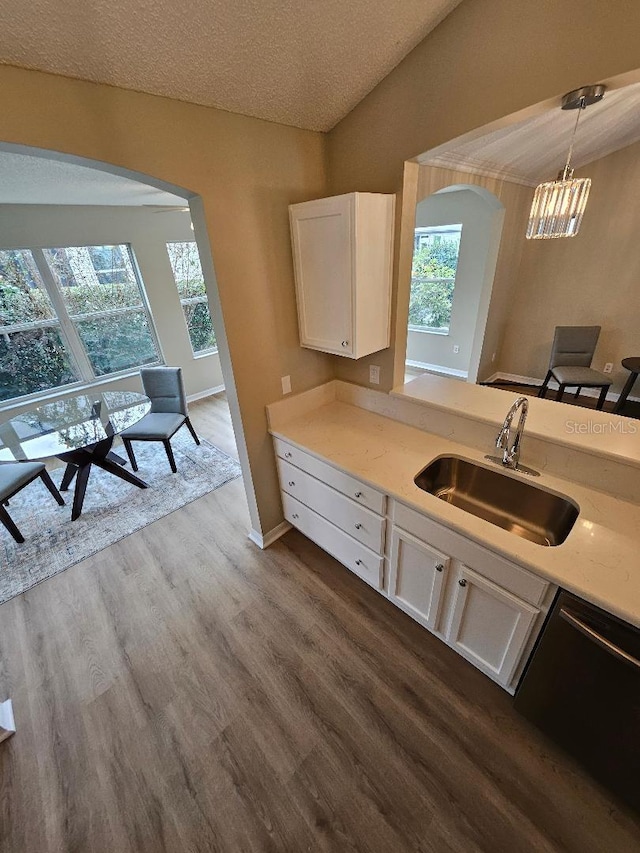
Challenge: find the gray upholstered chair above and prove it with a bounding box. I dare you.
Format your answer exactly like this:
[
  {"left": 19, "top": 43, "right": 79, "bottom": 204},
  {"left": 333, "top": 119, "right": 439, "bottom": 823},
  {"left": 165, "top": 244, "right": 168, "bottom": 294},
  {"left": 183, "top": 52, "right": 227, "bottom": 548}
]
[
  {"left": 0, "top": 462, "right": 65, "bottom": 543},
  {"left": 120, "top": 367, "right": 200, "bottom": 473},
  {"left": 538, "top": 325, "right": 611, "bottom": 410}
]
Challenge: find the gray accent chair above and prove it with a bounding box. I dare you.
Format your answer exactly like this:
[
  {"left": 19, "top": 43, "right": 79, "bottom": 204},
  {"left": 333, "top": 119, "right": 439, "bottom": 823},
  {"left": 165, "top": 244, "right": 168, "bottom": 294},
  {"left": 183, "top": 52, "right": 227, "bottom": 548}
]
[
  {"left": 120, "top": 367, "right": 200, "bottom": 473},
  {"left": 0, "top": 462, "right": 65, "bottom": 543},
  {"left": 538, "top": 325, "right": 611, "bottom": 410}
]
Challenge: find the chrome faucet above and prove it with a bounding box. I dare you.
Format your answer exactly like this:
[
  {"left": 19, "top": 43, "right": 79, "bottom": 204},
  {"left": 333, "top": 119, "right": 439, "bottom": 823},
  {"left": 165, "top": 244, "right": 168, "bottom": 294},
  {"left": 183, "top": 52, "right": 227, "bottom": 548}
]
[{"left": 496, "top": 396, "right": 529, "bottom": 470}]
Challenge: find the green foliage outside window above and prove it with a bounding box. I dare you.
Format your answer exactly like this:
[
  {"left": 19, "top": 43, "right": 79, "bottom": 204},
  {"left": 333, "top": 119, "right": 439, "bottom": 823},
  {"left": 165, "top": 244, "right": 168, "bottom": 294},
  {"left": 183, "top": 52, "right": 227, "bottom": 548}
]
[
  {"left": 408, "top": 231, "right": 461, "bottom": 331},
  {"left": 166, "top": 242, "right": 217, "bottom": 353},
  {"left": 0, "top": 247, "right": 159, "bottom": 403}
]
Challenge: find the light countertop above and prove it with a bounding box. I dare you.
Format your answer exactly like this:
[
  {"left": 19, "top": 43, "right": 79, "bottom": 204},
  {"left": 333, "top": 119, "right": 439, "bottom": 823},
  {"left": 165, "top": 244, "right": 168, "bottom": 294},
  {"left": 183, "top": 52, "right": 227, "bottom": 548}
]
[
  {"left": 393, "top": 374, "right": 640, "bottom": 469},
  {"left": 270, "top": 398, "right": 640, "bottom": 628}
]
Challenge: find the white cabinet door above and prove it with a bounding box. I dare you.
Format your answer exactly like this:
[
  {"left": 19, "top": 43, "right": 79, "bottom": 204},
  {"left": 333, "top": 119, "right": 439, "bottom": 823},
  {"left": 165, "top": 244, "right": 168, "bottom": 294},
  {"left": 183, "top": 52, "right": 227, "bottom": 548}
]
[
  {"left": 388, "top": 528, "right": 450, "bottom": 632},
  {"left": 289, "top": 192, "right": 394, "bottom": 359},
  {"left": 446, "top": 565, "right": 538, "bottom": 687},
  {"left": 289, "top": 195, "right": 354, "bottom": 356}
]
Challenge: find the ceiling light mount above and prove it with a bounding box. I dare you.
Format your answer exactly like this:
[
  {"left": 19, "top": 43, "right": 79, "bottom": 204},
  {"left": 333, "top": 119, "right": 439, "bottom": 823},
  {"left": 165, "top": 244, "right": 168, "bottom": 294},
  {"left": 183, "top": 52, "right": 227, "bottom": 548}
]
[
  {"left": 526, "top": 83, "right": 607, "bottom": 240},
  {"left": 561, "top": 84, "right": 606, "bottom": 111}
]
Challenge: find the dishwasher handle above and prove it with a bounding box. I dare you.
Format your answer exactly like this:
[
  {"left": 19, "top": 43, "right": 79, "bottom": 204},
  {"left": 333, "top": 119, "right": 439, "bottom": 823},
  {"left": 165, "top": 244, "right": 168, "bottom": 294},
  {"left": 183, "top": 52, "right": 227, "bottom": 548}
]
[{"left": 559, "top": 607, "right": 640, "bottom": 671}]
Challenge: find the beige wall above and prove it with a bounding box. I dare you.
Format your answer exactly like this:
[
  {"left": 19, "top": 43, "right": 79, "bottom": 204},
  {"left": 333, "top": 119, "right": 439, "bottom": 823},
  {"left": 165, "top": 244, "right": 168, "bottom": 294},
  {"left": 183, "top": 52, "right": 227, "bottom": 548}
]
[
  {"left": 0, "top": 204, "right": 224, "bottom": 403},
  {"left": 0, "top": 65, "right": 332, "bottom": 536},
  {"left": 498, "top": 138, "right": 640, "bottom": 395},
  {"left": 327, "top": 0, "right": 640, "bottom": 391}
]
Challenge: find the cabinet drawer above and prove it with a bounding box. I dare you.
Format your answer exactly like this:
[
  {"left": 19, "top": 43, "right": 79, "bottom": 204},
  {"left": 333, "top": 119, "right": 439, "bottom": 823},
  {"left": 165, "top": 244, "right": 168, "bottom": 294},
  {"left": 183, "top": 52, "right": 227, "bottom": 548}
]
[
  {"left": 274, "top": 438, "right": 386, "bottom": 515},
  {"left": 277, "top": 458, "right": 385, "bottom": 554},
  {"left": 282, "top": 492, "right": 383, "bottom": 590},
  {"left": 392, "top": 501, "right": 549, "bottom": 607}
]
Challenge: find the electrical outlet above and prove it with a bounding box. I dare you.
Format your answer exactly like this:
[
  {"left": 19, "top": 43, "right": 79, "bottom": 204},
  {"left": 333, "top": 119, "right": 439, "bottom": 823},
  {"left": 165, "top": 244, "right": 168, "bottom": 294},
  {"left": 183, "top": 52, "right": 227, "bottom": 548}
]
[
  {"left": 281, "top": 375, "right": 292, "bottom": 394},
  {"left": 603, "top": 362, "right": 613, "bottom": 374},
  {"left": 453, "top": 345, "right": 460, "bottom": 354},
  {"left": 369, "top": 365, "right": 380, "bottom": 385}
]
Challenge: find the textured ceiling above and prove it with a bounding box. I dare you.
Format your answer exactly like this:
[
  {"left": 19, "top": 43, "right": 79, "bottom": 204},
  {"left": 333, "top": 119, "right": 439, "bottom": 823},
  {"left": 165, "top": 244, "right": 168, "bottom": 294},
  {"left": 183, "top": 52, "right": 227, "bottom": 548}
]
[
  {"left": 0, "top": 0, "right": 462, "bottom": 132},
  {"left": 0, "top": 152, "right": 186, "bottom": 205},
  {"left": 423, "top": 83, "right": 640, "bottom": 185}
]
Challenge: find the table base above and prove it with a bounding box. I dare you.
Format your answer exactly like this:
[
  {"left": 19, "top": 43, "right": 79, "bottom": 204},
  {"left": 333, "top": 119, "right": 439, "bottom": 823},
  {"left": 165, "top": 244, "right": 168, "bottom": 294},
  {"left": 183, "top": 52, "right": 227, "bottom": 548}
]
[{"left": 58, "top": 435, "right": 148, "bottom": 520}]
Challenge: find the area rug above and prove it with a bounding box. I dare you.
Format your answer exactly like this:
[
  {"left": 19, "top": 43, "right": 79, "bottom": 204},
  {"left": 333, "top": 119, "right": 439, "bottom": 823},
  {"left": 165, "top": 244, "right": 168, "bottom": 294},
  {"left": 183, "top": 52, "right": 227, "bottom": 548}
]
[{"left": 0, "top": 432, "right": 241, "bottom": 604}]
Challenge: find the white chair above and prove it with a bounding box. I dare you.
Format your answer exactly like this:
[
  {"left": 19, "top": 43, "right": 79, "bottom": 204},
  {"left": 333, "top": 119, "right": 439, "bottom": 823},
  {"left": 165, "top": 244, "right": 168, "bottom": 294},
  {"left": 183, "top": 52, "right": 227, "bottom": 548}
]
[{"left": 120, "top": 367, "right": 200, "bottom": 473}]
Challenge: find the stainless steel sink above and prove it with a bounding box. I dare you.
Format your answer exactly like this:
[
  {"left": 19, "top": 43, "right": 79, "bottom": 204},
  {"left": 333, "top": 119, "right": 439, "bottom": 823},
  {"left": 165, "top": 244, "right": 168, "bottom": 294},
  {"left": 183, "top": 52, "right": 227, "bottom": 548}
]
[{"left": 414, "top": 455, "right": 579, "bottom": 546}]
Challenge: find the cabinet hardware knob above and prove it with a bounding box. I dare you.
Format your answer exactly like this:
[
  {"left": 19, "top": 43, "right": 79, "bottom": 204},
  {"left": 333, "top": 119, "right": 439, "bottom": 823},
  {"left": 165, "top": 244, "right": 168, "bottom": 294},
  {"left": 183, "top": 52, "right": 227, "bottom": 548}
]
[
  {"left": 292, "top": 513, "right": 299, "bottom": 519},
  {"left": 288, "top": 481, "right": 295, "bottom": 487},
  {"left": 342, "top": 340, "right": 349, "bottom": 347},
  {"left": 284, "top": 452, "right": 292, "bottom": 458},
  {"left": 435, "top": 563, "right": 444, "bottom": 572},
  {"left": 355, "top": 559, "right": 363, "bottom": 566},
  {"left": 458, "top": 578, "right": 467, "bottom": 587},
  {"left": 355, "top": 523, "right": 362, "bottom": 530},
  {"left": 355, "top": 491, "right": 363, "bottom": 498}
]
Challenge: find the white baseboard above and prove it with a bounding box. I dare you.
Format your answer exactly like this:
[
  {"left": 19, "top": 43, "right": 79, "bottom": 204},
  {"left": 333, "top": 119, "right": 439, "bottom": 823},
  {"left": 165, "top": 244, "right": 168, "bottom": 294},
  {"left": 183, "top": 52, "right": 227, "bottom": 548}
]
[
  {"left": 405, "top": 360, "right": 468, "bottom": 380},
  {"left": 187, "top": 384, "right": 225, "bottom": 403},
  {"left": 248, "top": 521, "right": 292, "bottom": 550},
  {"left": 485, "top": 372, "right": 640, "bottom": 405}
]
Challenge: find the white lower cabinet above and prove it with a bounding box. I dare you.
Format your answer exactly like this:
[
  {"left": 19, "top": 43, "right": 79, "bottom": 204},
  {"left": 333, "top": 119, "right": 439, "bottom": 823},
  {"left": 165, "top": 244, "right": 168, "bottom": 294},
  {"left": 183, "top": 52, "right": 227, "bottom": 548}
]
[
  {"left": 273, "top": 437, "right": 554, "bottom": 692},
  {"left": 275, "top": 439, "right": 386, "bottom": 591},
  {"left": 388, "top": 528, "right": 450, "bottom": 632},
  {"left": 446, "top": 565, "right": 539, "bottom": 687}
]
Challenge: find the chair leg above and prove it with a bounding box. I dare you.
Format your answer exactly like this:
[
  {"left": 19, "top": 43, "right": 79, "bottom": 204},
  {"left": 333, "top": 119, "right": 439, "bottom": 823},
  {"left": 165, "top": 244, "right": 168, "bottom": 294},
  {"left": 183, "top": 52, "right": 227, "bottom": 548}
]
[
  {"left": 538, "top": 370, "right": 552, "bottom": 398},
  {"left": 0, "top": 504, "right": 24, "bottom": 544},
  {"left": 39, "top": 470, "right": 65, "bottom": 506},
  {"left": 556, "top": 384, "right": 566, "bottom": 402},
  {"left": 122, "top": 438, "right": 139, "bottom": 472},
  {"left": 574, "top": 386, "right": 581, "bottom": 399},
  {"left": 597, "top": 385, "right": 609, "bottom": 411},
  {"left": 163, "top": 439, "right": 177, "bottom": 473},
  {"left": 184, "top": 416, "right": 200, "bottom": 446}
]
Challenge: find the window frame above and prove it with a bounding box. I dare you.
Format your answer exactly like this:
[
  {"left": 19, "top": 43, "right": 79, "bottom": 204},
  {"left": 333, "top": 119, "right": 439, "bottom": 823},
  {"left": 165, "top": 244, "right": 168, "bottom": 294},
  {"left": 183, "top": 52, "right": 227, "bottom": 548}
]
[
  {"left": 408, "top": 225, "right": 463, "bottom": 337},
  {"left": 0, "top": 244, "right": 163, "bottom": 406}
]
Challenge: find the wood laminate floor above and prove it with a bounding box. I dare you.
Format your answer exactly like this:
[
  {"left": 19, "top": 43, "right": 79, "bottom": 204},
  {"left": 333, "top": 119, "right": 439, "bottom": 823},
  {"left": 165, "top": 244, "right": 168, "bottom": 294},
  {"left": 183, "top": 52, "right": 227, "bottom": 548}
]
[{"left": 1, "top": 394, "right": 639, "bottom": 852}]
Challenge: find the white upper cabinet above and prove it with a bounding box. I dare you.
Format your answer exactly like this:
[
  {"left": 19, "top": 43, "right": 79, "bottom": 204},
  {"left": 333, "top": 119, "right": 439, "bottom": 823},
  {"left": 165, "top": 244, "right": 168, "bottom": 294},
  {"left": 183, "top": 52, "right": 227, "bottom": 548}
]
[{"left": 289, "top": 192, "right": 395, "bottom": 359}]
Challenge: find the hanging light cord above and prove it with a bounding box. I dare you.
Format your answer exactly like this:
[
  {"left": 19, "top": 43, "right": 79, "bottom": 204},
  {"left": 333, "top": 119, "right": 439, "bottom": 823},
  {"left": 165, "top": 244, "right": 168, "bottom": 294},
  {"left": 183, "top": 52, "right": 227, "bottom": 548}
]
[{"left": 562, "top": 96, "right": 586, "bottom": 177}]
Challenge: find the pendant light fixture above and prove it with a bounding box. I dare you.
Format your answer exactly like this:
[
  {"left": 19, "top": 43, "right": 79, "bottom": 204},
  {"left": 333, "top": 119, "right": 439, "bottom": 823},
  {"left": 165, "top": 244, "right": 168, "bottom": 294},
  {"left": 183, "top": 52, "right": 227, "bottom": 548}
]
[{"left": 526, "top": 84, "right": 606, "bottom": 240}]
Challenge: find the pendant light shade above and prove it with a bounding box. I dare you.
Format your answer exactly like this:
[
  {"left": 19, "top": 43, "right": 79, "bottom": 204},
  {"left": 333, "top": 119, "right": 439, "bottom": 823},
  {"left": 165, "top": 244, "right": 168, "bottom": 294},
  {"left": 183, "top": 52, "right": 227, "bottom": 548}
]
[
  {"left": 526, "top": 170, "right": 591, "bottom": 239},
  {"left": 526, "top": 85, "right": 605, "bottom": 240}
]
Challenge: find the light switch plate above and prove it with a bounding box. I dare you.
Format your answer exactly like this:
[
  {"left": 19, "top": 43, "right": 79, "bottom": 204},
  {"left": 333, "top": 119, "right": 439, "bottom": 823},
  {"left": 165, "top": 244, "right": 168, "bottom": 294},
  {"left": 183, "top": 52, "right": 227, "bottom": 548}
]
[{"left": 281, "top": 375, "right": 292, "bottom": 394}]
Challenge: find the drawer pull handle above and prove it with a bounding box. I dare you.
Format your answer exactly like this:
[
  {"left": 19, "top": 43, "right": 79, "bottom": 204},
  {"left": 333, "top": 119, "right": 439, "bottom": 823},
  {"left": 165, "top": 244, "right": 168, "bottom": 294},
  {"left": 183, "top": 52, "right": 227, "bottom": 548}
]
[
  {"left": 458, "top": 578, "right": 467, "bottom": 587},
  {"left": 288, "top": 481, "right": 295, "bottom": 487},
  {"left": 292, "top": 513, "right": 299, "bottom": 519},
  {"left": 342, "top": 340, "right": 349, "bottom": 348},
  {"left": 284, "top": 452, "right": 292, "bottom": 459},
  {"left": 355, "top": 491, "right": 363, "bottom": 498},
  {"left": 435, "top": 563, "right": 444, "bottom": 573},
  {"left": 355, "top": 559, "right": 363, "bottom": 566},
  {"left": 354, "top": 523, "right": 362, "bottom": 530}
]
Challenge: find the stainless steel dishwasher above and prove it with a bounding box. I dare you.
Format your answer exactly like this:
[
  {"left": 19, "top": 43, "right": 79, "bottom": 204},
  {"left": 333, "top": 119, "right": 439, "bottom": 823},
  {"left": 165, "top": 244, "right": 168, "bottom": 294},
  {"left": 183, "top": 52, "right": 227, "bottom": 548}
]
[{"left": 514, "top": 590, "right": 640, "bottom": 813}]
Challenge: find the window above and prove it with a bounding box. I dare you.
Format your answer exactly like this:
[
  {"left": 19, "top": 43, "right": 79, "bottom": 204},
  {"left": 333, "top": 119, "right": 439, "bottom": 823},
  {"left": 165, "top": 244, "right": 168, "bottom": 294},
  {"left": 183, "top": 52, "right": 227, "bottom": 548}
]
[
  {"left": 0, "top": 245, "right": 160, "bottom": 403},
  {"left": 408, "top": 225, "right": 462, "bottom": 334},
  {"left": 166, "top": 242, "right": 217, "bottom": 354}
]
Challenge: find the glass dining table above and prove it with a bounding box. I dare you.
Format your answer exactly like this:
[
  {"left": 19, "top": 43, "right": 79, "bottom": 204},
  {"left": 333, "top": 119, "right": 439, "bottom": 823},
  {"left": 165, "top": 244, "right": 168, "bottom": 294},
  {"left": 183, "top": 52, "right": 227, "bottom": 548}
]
[{"left": 0, "top": 391, "right": 151, "bottom": 520}]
